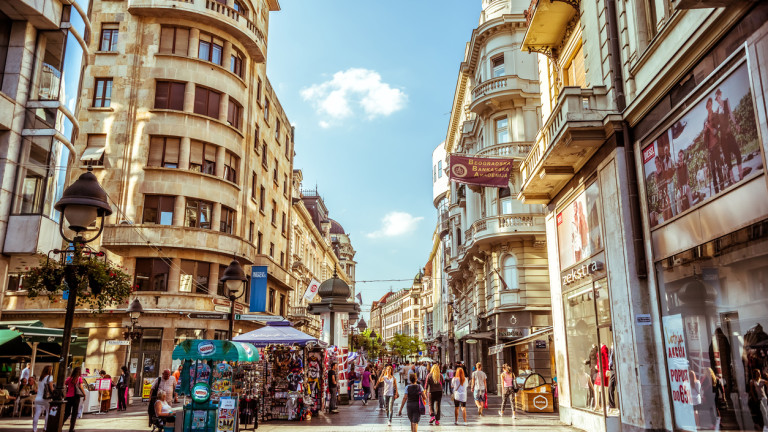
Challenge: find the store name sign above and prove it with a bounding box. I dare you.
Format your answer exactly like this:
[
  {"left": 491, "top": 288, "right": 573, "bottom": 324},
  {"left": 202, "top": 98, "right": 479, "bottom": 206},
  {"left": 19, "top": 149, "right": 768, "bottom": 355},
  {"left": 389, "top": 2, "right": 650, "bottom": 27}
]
[
  {"left": 561, "top": 261, "right": 604, "bottom": 286},
  {"left": 498, "top": 328, "right": 527, "bottom": 338}
]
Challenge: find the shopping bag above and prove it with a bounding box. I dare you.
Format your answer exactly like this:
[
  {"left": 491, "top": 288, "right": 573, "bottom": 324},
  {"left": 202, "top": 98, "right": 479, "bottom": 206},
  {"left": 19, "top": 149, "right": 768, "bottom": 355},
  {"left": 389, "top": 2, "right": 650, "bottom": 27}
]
[
  {"left": 483, "top": 392, "right": 488, "bottom": 409},
  {"left": 419, "top": 396, "right": 426, "bottom": 415}
]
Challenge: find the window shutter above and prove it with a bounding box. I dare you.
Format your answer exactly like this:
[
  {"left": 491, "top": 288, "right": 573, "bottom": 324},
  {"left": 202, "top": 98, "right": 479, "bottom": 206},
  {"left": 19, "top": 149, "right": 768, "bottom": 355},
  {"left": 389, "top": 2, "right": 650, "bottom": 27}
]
[
  {"left": 148, "top": 137, "right": 163, "bottom": 166},
  {"left": 154, "top": 81, "right": 169, "bottom": 109},
  {"left": 193, "top": 87, "right": 206, "bottom": 115},
  {"left": 205, "top": 143, "right": 217, "bottom": 162},
  {"left": 175, "top": 28, "right": 189, "bottom": 56},
  {"left": 208, "top": 90, "right": 220, "bottom": 118},
  {"left": 159, "top": 27, "right": 174, "bottom": 54},
  {"left": 170, "top": 82, "right": 185, "bottom": 111},
  {"left": 190, "top": 140, "right": 203, "bottom": 165},
  {"left": 164, "top": 138, "right": 180, "bottom": 165}
]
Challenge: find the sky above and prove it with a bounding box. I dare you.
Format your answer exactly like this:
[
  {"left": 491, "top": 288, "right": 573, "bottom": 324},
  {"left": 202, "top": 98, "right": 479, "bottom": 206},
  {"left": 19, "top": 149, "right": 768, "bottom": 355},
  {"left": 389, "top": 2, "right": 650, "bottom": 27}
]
[{"left": 266, "top": 1, "right": 480, "bottom": 319}]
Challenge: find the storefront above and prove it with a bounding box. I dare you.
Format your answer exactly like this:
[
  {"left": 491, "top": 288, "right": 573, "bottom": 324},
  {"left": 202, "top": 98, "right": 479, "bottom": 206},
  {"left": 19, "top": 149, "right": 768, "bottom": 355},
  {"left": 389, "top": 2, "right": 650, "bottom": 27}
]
[{"left": 635, "top": 7, "right": 768, "bottom": 431}]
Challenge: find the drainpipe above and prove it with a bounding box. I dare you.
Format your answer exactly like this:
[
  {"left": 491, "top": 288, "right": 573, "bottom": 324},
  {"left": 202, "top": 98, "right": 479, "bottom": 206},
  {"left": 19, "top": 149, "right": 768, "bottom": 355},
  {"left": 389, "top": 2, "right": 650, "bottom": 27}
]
[{"left": 605, "top": 0, "right": 647, "bottom": 278}]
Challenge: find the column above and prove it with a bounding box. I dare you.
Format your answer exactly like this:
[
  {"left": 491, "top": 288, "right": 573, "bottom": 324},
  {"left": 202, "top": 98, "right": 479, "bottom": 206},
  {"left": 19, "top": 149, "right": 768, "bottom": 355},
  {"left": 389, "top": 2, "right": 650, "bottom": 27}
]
[
  {"left": 215, "top": 145, "right": 226, "bottom": 178},
  {"left": 208, "top": 264, "right": 220, "bottom": 298},
  {"left": 179, "top": 137, "right": 191, "bottom": 170},
  {"left": 173, "top": 196, "right": 186, "bottom": 226},
  {"left": 183, "top": 81, "right": 195, "bottom": 113},
  {"left": 514, "top": 107, "right": 524, "bottom": 141},
  {"left": 523, "top": 107, "right": 538, "bottom": 142},
  {"left": 219, "top": 93, "right": 229, "bottom": 124},
  {"left": 212, "top": 202, "right": 222, "bottom": 234},
  {"left": 189, "top": 29, "right": 200, "bottom": 59},
  {"left": 167, "top": 258, "right": 182, "bottom": 293},
  {"left": 222, "top": 41, "right": 233, "bottom": 72}
]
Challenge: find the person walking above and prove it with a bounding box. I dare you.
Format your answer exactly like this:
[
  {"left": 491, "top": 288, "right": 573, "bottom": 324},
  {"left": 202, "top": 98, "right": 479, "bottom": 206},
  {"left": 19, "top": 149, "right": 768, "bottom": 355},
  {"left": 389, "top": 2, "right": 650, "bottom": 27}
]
[
  {"left": 470, "top": 362, "right": 487, "bottom": 416},
  {"left": 377, "top": 365, "right": 399, "bottom": 425},
  {"left": 62, "top": 367, "right": 86, "bottom": 432},
  {"left": 499, "top": 364, "right": 517, "bottom": 418},
  {"left": 376, "top": 365, "right": 387, "bottom": 411},
  {"left": 116, "top": 365, "right": 130, "bottom": 411},
  {"left": 20, "top": 362, "right": 31, "bottom": 383},
  {"left": 328, "top": 362, "right": 339, "bottom": 413},
  {"left": 445, "top": 364, "right": 455, "bottom": 394},
  {"left": 426, "top": 364, "right": 443, "bottom": 425},
  {"left": 33, "top": 366, "right": 54, "bottom": 432},
  {"left": 398, "top": 374, "right": 426, "bottom": 432},
  {"left": 361, "top": 365, "right": 373, "bottom": 405},
  {"left": 452, "top": 367, "right": 468, "bottom": 425}
]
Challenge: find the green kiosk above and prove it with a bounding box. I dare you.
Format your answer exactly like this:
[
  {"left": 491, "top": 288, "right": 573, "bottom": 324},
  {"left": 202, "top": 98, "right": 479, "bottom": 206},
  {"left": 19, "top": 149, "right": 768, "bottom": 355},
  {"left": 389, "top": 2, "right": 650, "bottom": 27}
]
[{"left": 173, "top": 339, "right": 259, "bottom": 432}]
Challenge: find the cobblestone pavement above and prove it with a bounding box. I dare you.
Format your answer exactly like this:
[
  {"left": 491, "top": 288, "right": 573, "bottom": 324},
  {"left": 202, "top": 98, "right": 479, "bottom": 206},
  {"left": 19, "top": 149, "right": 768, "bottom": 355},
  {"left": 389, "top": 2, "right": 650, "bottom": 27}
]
[{"left": 0, "top": 387, "right": 581, "bottom": 432}]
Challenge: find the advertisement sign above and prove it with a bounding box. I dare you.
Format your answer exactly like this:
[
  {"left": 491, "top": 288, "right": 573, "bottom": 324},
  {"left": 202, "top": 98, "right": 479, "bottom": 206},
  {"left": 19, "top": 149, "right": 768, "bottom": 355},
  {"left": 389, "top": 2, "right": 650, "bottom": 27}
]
[
  {"left": 141, "top": 378, "right": 154, "bottom": 401},
  {"left": 642, "top": 62, "right": 761, "bottom": 228},
  {"left": 556, "top": 181, "right": 603, "bottom": 270},
  {"left": 249, "top": 266, "right": 268, "bottom": 312},
  {"left": 448, "top": 155, "right": 513, "bottom": 187},
  {"left": 303, "top": 278, "right": 321, "bottom": 301},
  {"left": 216, "top": 397, "right": 236, "bottom": 432},
  {"left": 662, "top": 314, "right": 696, "bottom": 431}
]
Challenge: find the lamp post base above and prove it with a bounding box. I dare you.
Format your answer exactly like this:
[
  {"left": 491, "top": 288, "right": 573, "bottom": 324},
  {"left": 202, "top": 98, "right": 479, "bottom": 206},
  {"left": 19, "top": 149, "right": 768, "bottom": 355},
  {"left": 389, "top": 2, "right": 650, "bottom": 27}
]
[{"left": 44, "top": 396, "right": 67, "bottom": 432}]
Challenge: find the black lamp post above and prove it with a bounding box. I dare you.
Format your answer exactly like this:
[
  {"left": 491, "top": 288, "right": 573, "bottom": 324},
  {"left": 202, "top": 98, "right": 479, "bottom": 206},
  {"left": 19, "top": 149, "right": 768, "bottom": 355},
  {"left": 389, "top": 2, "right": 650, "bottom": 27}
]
[
  {"left": 123, "top": 299, "right": 144, "bottom": 368},
  {"left": 220, "top": 260, "right": 247, "bottom": 339},
  {"left": 46, "top": 169, "right": 112, "bottom": 432}
]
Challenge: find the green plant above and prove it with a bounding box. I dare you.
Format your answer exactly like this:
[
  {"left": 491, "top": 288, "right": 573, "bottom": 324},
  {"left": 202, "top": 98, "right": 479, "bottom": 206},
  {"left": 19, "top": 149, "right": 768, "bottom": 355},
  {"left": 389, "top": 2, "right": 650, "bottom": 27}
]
[
  {"left": 25, "top": 255, "right": 133, "bottom": 313},
  {"left": 388, "top": 333, "right": 425, "bottom": 358}
]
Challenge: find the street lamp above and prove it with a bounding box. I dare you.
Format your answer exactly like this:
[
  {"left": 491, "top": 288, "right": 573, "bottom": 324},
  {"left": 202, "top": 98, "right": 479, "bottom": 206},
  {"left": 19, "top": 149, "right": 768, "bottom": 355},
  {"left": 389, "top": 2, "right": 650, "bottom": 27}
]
[
  {"left": 123, "top": 299, "right": 144, "bottom": 368},
  {"left": 220, "top": 259, "right": 247, "bottom": 339},
  {"left": 47, "top": 169, "right": 112, "bottom": 432}
]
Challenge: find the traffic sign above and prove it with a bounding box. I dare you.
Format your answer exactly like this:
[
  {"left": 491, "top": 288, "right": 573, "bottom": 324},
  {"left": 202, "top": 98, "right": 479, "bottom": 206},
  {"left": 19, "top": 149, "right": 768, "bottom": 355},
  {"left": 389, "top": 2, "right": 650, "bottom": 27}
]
[
  {"left": 235, "top": 314, "right": 285, "bottom": 322},
  {"left": 187, "top": 313, "right": 227, "bottom": 320}
]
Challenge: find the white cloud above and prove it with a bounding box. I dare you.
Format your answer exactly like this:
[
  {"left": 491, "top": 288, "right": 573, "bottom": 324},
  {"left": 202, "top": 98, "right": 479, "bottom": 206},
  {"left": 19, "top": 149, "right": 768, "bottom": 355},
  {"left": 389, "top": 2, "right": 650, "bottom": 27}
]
[
  {"left": 301, "top": 68, "right": 407, "bottom": 127},
  {"left": 367, "top": 211, "right": 423, "bottom": 239}
]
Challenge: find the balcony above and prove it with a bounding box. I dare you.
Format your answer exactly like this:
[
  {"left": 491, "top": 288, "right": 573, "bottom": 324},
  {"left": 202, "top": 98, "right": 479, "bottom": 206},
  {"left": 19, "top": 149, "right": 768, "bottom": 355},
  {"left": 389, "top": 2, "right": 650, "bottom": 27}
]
[
  {"left": 521, "top": 0, "right": 579, "bottom": 56},
  {"left": 462, "top": 213, "right": 545, "bottom": 250},
  {"left": 476, "top": 142, "right": 533, "bottom": 159},
  {"left": 127, "top": 0, "right": 267, "bottom": 61},
  {"left": 439, "top": 211, "right": 450, "bottom": 238},
  {"left": 469, "top": 75, "right": 541, "bottom": 115},
  {"left": 519, "top": 86, "right": 621, "bottom": 204}
]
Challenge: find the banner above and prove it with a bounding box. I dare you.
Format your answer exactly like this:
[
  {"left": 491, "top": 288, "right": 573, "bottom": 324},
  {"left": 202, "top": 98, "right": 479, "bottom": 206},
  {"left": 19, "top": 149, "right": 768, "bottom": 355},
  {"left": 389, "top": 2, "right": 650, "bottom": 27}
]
[
  {"left": 662, "top": 314, "right": 696, "bottom": 431},
  {"left": 448, "top": 155, "right": 512, "bottom": 187},
  {"left": 303, "top": 278, "right": 321, "bottom": 302},
  {"left": 556, "top": 181, "right": 603, "bottom": 270},
  {"left": 249, "top": 266, "right": 268, "bottom": 312}
]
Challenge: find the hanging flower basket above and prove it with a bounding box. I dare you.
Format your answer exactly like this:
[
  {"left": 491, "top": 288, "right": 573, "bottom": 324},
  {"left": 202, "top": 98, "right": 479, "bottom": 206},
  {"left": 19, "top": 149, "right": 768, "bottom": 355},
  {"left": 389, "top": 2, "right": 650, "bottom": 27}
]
[{"left": 24, "top": 256, "right": 133, "bottom": 313}]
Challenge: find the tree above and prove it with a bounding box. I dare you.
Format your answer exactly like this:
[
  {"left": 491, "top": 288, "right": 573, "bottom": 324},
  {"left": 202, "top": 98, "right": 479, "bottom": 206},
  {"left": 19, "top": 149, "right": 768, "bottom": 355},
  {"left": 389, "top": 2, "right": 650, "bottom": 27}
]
[
  {"left": 388, "top": 333, "right": 425, "bottom": 359},
  {"left": 356, "top": 329, "right": 385, "bottom": 358}
]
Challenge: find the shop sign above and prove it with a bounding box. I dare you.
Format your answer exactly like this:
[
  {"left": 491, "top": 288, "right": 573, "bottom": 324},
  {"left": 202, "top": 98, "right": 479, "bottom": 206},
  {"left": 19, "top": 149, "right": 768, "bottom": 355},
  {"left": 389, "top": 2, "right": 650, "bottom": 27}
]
[
  {"left": 448, "top": 155, "right": 513, "bottom": 187},
  {"left": 192, "top": 382, "right": 211, "bottom": 404},
  {"left": 561, "top": 260, "right": 604, "bottom": 286},
  {"left": 641, "top": 62, "right": 761, "bottom": 229},
  {"left": 499, "top": 312, "right": 531, "bottom": 328},
  {"left": 535, "top": 340, "right": 547, "bottom": 349},
  {"left": 636, "top": 314, "right": 652, "bottom": 326},
  {"left": 556, "top": 181, "right": 604, "bottom": 270},
  {"left": 498, "top": 328, "right": 528, "bottom": 338},
  {"left": 662, "top": 314, "right": 696, "bottom": 431},
  {"left": 197, "top": 341, "right": 216, "bottom": 357}
]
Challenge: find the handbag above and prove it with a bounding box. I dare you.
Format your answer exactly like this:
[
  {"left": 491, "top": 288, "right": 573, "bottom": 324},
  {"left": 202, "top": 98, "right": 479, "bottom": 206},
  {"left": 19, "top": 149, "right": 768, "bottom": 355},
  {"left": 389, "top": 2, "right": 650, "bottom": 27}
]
[
  {"left": 418, "top": 395, "right": 426, "bottom": 415},
  {"left": 43, "top": 377, "right": 52, "bottom": 400}
]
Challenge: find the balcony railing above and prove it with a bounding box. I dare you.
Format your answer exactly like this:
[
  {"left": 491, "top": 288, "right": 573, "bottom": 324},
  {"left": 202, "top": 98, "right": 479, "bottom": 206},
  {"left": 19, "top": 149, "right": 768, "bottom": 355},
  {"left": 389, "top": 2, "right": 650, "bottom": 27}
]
[
  {"left": 462, "top": 214, "right": 544, "bottom": 251},
  {"left": 470, "top": 75, "right": 540, "bottom": 113},
  {"left": 477, "top": 142, "right": 533, "bottom": 158}
]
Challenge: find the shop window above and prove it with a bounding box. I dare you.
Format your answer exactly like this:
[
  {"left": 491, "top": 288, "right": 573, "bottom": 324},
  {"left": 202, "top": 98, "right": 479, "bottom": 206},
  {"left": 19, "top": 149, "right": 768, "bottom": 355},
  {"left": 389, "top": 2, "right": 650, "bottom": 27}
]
[
  {"left": 198, "top": 32, "right": 223, "bottom": 65},
  {"left": 134, "top": 258, "right": 170, "bottom": 291},
  {"left": 223, "top": 151, "right": 238, "bottom": 183},
  {"left": 93, "top": 78, "right": 112, "bottom": 107},
  {"left": 496, "top": 117, "right": 509, "bottom": 144},
  {"left": 492, "top": 55, "right": 504, "bottom": 78},
  {"left": 189, "top": 140, "right": 216, "bottom": 174},
  {"left": 180, "top": 259, "right": 210, "bottom": 294},
  {"left": 154, "top": 81, "right": 185, "bottom": 111},
  {"left": 147, "top": 136, "right": 180, "bottom": 168},
  {"left": 142, "top": 195, "right": 174, "bottom": 225},
  {"left": 227, "top": 97, "right": 242, "bottom": 130},
  {"left": 185, "top": 198, "right": 212, "bottom": 229},
  {"left": 159, "top": 26, "right": 189, "bottom": 56},
  {"left": 81, "top": 134, "right": 106, "bottom": 167},
  {"left": 564, "top": 44, "right": 586, "bottom": 88},
  {"left": 99, "top": 23, "right": 119, "bottom": 52},
  {"left": 230, "top": 48, "right": 244, "bottom": 78},
  {"left": 220, "top": 206, "right": 235, "bottom": 234},
  {"left": 193, "top": 86, "right": 221, "bottom": 119}
]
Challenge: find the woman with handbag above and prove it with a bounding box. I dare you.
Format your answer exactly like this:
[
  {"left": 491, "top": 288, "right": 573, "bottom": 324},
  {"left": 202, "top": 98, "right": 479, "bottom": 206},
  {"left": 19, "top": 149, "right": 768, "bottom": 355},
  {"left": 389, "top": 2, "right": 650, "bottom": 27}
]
[
  {"left": 62, "top": 367, "right": 86, "bottom": 432},
  {"left": 33, "top": 366, "right": 54, "bottom": 432},
  {"left": 398, "top": 373, "right": 426, "bottom": 432},
  {"left": 377, "top": 365, "right": 398, "bottom": 425},
  {"left": 499, "top": 364, "right": 517, "bottom": 418}
]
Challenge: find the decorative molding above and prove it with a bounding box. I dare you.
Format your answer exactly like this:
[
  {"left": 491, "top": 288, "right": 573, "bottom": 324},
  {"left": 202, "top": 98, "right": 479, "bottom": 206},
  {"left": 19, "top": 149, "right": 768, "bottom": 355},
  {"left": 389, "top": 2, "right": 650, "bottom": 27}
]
[{"left": 551, "top": 0, "right": 580, "bottom": 12}]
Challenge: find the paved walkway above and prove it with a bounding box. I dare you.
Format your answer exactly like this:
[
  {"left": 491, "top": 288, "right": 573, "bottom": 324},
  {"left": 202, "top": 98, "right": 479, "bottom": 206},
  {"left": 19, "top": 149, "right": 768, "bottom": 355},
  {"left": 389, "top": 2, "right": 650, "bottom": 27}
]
[{"left": 0, "top": 388, "right": 581, "bottom": 432}]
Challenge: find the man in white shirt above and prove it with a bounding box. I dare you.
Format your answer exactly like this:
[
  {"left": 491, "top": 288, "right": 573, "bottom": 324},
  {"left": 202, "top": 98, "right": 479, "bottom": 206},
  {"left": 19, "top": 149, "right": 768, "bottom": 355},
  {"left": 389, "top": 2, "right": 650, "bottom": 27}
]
[
  {"left": 20, "top": 363, "right": 31, "bottom": 382},
  {"left": 470, "top": 362, "right": 488, "bottom": 416},
  {"left": 158, "top": 369, "right": 178, "bottom": 403}
]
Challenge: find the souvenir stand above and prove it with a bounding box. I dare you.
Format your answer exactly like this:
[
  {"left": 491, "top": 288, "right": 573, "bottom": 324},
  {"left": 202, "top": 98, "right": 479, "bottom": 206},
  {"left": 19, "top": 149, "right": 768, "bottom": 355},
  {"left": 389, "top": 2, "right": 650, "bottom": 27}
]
[
  {"left": 172, "top": 339, "right": 259, "bottom": 432},
  {"left": 234, "top": 322, "right": 321, "bottom": 421}
]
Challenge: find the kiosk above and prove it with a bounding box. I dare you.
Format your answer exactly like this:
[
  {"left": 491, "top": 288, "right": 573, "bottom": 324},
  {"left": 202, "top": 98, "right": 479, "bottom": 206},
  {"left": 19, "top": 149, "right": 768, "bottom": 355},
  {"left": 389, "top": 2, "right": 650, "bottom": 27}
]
[
  {"left": 172, "top": 339, "right": 259, "bottom": 432},
  {"left": 515, "top": 372, "right": 554, "bottom": 413}
]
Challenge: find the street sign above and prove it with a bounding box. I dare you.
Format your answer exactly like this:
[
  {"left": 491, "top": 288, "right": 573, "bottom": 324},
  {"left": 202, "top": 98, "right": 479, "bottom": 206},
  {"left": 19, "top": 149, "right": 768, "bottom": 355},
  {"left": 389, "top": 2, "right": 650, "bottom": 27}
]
[
  {"left": 214, "top": 305, "right": 231, "bottom": 313},
  {"left": 235, "top": 314, "right": 285, "bottom": 322},
  {"left": 106, "top": 340, "right": 130, "bottom": 346},
  {"left": 187, "top": 313, "right": 227, "bottom": 320},
  {"left": 212, "top": 298, "right": 245, "bottom": 314},
  {"left": 489, "top": 344, "right": 505, "bottom": 355}
]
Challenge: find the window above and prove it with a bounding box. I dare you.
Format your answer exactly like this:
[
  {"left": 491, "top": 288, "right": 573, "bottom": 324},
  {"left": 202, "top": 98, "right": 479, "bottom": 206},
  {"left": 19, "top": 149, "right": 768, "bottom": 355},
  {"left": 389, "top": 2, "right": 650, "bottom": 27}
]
[
  {"left": 248, "top": 221, "right": 254, "bottom": 242},
  {"left": 233, "top": 0, "right": 247, "bottom": 16},
  {"left": 185, "top": 198, "right": 213, "bottom": 229},
  {"left": 159, "top": 26, "right": 189, "bottom": 56},
  {"left": 223, "top": 151, "right": 238, "bottom": 183},
  {"left": 99, "top": 23, "right": 119, "bottom": 52},
  {"left": 495, "top": 117, "right": 509, "bottom": 144},
  {"left": 147, "top": 136, "right": 180, "bottom": 168},
  {"left": 273, "top": 158, "right": 278, "bottom": 184},
  {"left": 501, "top": 255, "right": 518, "bottom": 290},
  {"left": 251, "top": 171, "right": 257, "bottom": 199},
  {"left": 216, "top": 264, "right": 228, "bottom": 296},
  {"left": 437, "top": 160, "right": 442, "bottom": 178},
  {"left": 281, "top": 212, "right": 286, "bottom": 235},
  {"left": 198, "top": 32, "right": 223, "bottom": 65},
  {"left": 264, "top": 98, "right": 269, "bottom": 121},
  {"left": 213, "top": 329, "right": 229, "bottom": 340},
  {"left": 142, "top": 195, "right": 175, "bottom": 225},
  {"left": 492, "top": 55, "right": 504, "bottom": 78},
  {"left": 220, "top": 206, "right": 235, "bottom": 234},
  {"left": 253, "top": 125, "right": 260, "bottom": 152},
  {"left": 261, "top": 143, "right": 268, "bottom": 168},
  {"left": 280, "top": 252, "right": 284, "bottom": 267},
  {"left": 275, "top": 119, "right": 281, "bottom": 140},
  {"left": 283, "top": 174, "right": 288, "bottom": 195},
  {"left": 259, "top": 186, "right": 265, "bottom": 212},
  {"left": 154, "top": 81, "right": 185, "bottom": 111},
  {"left": 180, "top": 260, "right": 210, "bottom": 294},
  {"left": 189, "top": 140, "right": 217, "bottom": 174},
  {"left": 227, "top": 97, "right": 242, "bottom": 129},
  {"left": 256, "top": 78, "right": 262, "bottom": 104},
  {"left": 257, "top": 231, "right": 263, "bottom": 254},
  {"left": 193, "top": 86, "right": 221, "bottom": 119},
  {"left": 433, "top": 165, "right": 436, "bottom": 183},
  {"left": 271, "top": 200, "right": 276, "bottom": 225},
  {"left": 81, "top": 134, "right": 106, "bottom": 167},
  {"left": 268, "top": 288, "right": 276, "bottom": 313},
  {"left": 134, "top": 258, "right": 170, "bottom": 291},
  {"left": 269, "top": 242, "right": 274, "bottom": 258},
  {"left": 564, "top": 44, "right": 586, "bottom": 88},
  {"left": 285, "top": 135, "right": 291, "bottom": 159},
  {"left": 6, "top": 273, "right": 29, "bottom": 292},
  {"left": 230, "top": 48, "right": 244, "bottom": 78},
  {"left": 93, "top": 78, "right": 112, "bottom": 107},
  {"left": 279, "top": 293, "right": 286, "bottom": 316}
]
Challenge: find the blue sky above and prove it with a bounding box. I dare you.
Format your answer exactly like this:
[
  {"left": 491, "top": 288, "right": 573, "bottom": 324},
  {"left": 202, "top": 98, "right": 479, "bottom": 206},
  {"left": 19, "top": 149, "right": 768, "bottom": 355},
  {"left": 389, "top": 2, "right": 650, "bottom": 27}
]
[{"left": 266, "top": 1, "right": 480, "bottom": 318}]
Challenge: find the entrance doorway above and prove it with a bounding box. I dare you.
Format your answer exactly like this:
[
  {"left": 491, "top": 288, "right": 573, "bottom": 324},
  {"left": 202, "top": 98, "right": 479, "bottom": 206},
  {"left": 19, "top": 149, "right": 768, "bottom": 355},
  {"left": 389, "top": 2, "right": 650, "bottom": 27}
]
[{"left": 131, "top": 328, "right": 162, "bottom": 394}]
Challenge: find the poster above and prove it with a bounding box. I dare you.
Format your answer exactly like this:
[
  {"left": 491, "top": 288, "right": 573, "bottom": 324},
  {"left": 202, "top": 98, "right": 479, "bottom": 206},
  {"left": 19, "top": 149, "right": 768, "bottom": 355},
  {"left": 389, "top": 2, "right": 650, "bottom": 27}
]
[
  {"left": 129, "top": 358, "right": 138, "bottom": 374},
  {"left": 642, "top": 63, "right": 761, "bottom": 228},
  {"left": 662, "top": 314, "right": 696, "bottom": 431},
  {"left": 189, "top": 361, "right": 211, "bottom": 393},
  {"left": 211, "top": 363, "right": 232, "bottom": 401},
  {"left": 191, "top": 410, "right": 208, "bottom": 431},
  {"left": 141, "top": 378, "right": 154, "bottom": 401},
  {"left": 216, "top": 397, "right": 236, "bottom": 432},
  {"left": 556, "top": 181, "right": 603, "bottom": 270}
]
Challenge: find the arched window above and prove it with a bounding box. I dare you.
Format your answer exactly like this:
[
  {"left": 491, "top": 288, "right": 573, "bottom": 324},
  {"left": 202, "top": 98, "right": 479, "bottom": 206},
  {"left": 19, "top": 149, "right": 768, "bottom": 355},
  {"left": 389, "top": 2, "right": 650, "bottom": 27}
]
[{"left": 501, "top": 254, "right": 518, "bottom": 290}]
